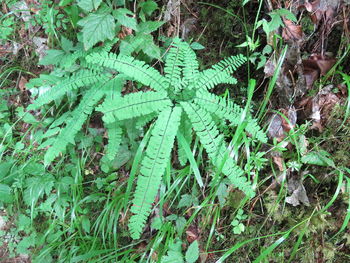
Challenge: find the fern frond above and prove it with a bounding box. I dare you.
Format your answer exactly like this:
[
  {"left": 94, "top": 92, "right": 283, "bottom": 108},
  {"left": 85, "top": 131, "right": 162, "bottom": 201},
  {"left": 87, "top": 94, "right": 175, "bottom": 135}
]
[
  {"left": 181, "top": 102, "right": 255, "bottom": 198},
  {"left": 194, "top": 91, "right": 267, "bottom": 143},
  {"left": 196, "top": 70, "right": 238, "bottom": 91},
  {"left": 195, "top": 54, "right": 246, "bottom": 91},
  {"left": 194, "top": 91, "right": 243, "bottom": 126},
  {"left": 129, "top": 106, "right": 182, "bottom": 239},
  {"left": 43, "top": 81, "right": 109, "bottom": 165},
  {"left": 135, "top": 113, "right": 158, "bottom": 130},
  {"left": 104, "top": 122, "right": 123, "bottom": 161},
  {"left": 244, "top": 117, "right": 267, "bottom": 143},
  {"left": 97, "top": 91, "right": 172, "bottom": 123},
  {"left": 208, "top": 54, "right": 247, "bottom": 75},
  {"left": 164, "top": 38, "right": 184, "bottom": 91},
  {"left": 182, "top": 42, "right": 199, "bottom": 87},
  {"left": 28, "top": 70, "right": 109, "bottom": 110},
  {"left": 86, "top": 52, "right": 167, "bottom": 91}
]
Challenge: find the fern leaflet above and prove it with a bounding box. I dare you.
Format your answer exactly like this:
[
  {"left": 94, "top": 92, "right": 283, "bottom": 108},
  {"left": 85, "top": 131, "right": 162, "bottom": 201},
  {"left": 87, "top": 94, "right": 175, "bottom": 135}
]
[
  {"left": 164, "top": 38, "right": 184, "bottom": 91},
  {"left": 104, "top": 122, "right": 123, "bottom": 161},
  {"left": 177, "top": 116, "right": 192, "bottom": 166},
  {"left": 181, "top": 102, "right": 255, "bottom": 197},
  {"left": 194, "top": 91, "right": 267, "bottom": 143},
  {"left": 97, "top": 91, "right": 172, "bottom": 123},
  {"left": 86, "top": 52, "right": 167, "bottom": 91},
  {"left": 28, "top": 70, "right": 109, "bottom": 110},
  {"left": 182, "top": 42, "right": 199, "bottom": 87},
  {"left": 129, "top": 106, "right": 182, "bottom": 239},
  {"left": 43, "top": 81, "right": 109, "bottom": 165}
]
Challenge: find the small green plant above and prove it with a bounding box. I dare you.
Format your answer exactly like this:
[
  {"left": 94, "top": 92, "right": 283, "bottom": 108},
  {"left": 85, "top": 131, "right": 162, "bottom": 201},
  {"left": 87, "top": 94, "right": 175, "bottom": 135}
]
[
  {"left": 230, "top": 208, "right": 247, "bottom": 235},
  {"left": 0, "top": 15, "right": 15, "bottom": 42},
  {"left": 161, "top": 239, "right": 199, "bottom": 263},
  {"left": 86, "top": 38, "right": 266, "bottom": 238}
]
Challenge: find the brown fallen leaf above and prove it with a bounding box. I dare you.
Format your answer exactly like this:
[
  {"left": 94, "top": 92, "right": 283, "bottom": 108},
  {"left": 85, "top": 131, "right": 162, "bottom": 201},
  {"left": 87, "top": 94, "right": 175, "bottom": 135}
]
[
  {"left": 286, "top": 179, "right": 310, "bottom": 206},
  {"left": 268, "top": 107, "right": 297, "bottom": 141},
  {"left": 273, "top": 155, "right": 284, "bottom": 171},
  {"left": 302, "top": 54, "right": 336, "bottom": 87},
  {"left": 19, "top": 76, "right": 28, "bottom": 93},
  {"left": 118, "top": 26, "right": 133, "bottom": 40},
  {"left": 282, "top": 19, "right": 303, "bottom": 41},
  {"left": 297, "top": 85, "right": 342, "bottom": 132},
  {"left": 186, "top": 225, "right": 199, "bottom": 243}
]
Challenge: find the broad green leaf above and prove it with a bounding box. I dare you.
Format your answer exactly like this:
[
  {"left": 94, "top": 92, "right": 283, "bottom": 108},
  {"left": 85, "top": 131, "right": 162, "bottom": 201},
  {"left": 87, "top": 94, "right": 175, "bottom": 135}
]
[
  {"left": 81, "top": 216, "right": 91, "bottom": 233},
  {"left": 78, "top": 13, "right": 115, "bottom": 50},
  {"left": 137, "top": 21, "right": 164, "bottom": 34},
  {"left": 77, "top": 0, "right": 102, "bottom": 12},
  {"left": 185, "top": 240, "right": 199, "bottom": 263},
  {"left": 161, "top": 239, "right": 184, "bottom": 263},
  {"left": 268, "top": 13, "right": 283, "bottom": 32},
  {"left": 0, "top": 184, "right": 13, "bottom": 203},
  {"left": 139, "top": 0, "right": 158, "bottom": 16},
  {"left": 39, "top": 50, "right": 66, "bottom": 65},
  {"left": 301, "top": 151, "right": 335, "bottom": 167},
  {"left": 190, "top": 42, "right": 205, "bottom": 50},
  {"left": 177, "top": 194, "right": 194, "bottom": 208},
  {"left": 276, "top": 8, "right": 297, "bottom": 22},
  {"left": 114, "top": 8, "right": 138, "bottom": 31}
]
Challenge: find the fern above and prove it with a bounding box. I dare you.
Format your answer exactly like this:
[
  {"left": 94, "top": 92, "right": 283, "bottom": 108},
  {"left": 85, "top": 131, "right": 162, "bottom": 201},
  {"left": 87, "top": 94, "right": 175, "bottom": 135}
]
[
  {"left": 86, "top": 52, "right": 168, "bottom": 92},
  {"left": 29, "top": 37, "right": 266, "bottom": 239},
  {"left": 194, "top": 90, "right": 267, "bottom": 143},
  {"left": 103, "top": 122, "right": 123, "bottom": 161},
  {"left": 129, "top": 106, "right": 182, "bottom": 239},
  {"left": 28, "top": 70, "right": 110, "bottom": 110},
  {"left": 181, "top": 102, "right": 255, "bottom": 197},
  {"left": 164, "top": 38, "right": 185, "bottom": 91},
  {"left": 43, "top": 81, "right": 110, "bottom": 165},
  {"left": 97, "top": 91, "right": 172, "bottom": 123},
  {"left": 177, "top": 116, "right": 192, "bottom": 166}
]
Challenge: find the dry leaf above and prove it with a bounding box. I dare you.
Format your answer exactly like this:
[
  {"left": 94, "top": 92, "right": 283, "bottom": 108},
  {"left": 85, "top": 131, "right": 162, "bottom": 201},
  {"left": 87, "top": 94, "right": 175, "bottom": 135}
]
[
  {"left": 186, "top": 225, "right": 199, "bottom": 243},
  {"left": 273, "top": 155, "right": 284, "bottom": 171},
  {"left": 268, "top": 107, "right": 297, "bottom": 141},
  {"left": 286, "top": 175, "right": 310, "bottom": 206},
  {"left": 302, "top": 54, "right": 336, "bottom": 87},
  {"left": 282, "top": 19, "right": 303, "bottom": 41},
  {"left": 19, "top": 76, "right": 28, "bottom": 93},
  {"left": 118, "top": 26, "right": 133, "bottom": 39}
]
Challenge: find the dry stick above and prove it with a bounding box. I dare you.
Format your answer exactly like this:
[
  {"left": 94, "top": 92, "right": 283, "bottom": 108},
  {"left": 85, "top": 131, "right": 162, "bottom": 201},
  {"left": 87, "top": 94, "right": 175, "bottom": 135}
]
[{"left": 196, "top": 22, "right": 208, "bottom": 43}]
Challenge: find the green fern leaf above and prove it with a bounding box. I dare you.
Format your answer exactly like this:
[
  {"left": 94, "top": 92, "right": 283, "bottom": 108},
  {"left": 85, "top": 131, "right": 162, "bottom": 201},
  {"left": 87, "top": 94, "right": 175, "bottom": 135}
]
[
  {"left": 244, "top": 117, "right": 267, "bottom": 143},
  {"left": 209, "top": 54, "right": 247, "bottom": 75},
  {"left": 194, "top": 91, "right": 243, "bottom": 126},
  {"left": 28, "top": 70, "right": 109, "bottom": 110},
  {"left": 86, "top": 52, "right": 167, "bottom": 91},
  {"left": 181, "top": 102, "right": 255, "bottom": 198},
  {"left": 129, "top": 106, "right": 182, "bottom": 239},
  {"left": 135, "top": 113, "right": 158, "bottom": 130},
  {"left": 164, "top": 38, "right": 184, "bottom": 91},
  {"left": 194, "top": 91, "right": 267, "bottom": 143},
  {"left": 97, "top": 91, "right": 172, "bottom": 123},
  {"left": 195, "top": 54, "right": 246, "bottom": 90},
  {"left": 196, "top": 70, "right": 238, "bottom": 91},
  {"left": 104, "top": 122, "right": 123, "bottom": 161},
  {"left": 181, "top": 41, "right": 199, "bottom": 86},
  {"left": 43, "top": 81, "right": 109, "bottom": 165}
]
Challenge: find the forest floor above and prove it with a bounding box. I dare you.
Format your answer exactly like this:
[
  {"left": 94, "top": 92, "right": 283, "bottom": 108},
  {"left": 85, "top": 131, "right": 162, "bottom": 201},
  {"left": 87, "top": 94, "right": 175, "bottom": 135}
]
[{"left": 1, "top": 0, "right": 350, "bottom": 262}]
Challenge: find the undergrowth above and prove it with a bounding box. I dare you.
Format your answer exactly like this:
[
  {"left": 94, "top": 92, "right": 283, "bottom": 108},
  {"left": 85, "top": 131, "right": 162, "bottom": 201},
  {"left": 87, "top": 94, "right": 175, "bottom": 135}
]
[{"left": 1, "top": 0, "right": 350, "bottom": 262}]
